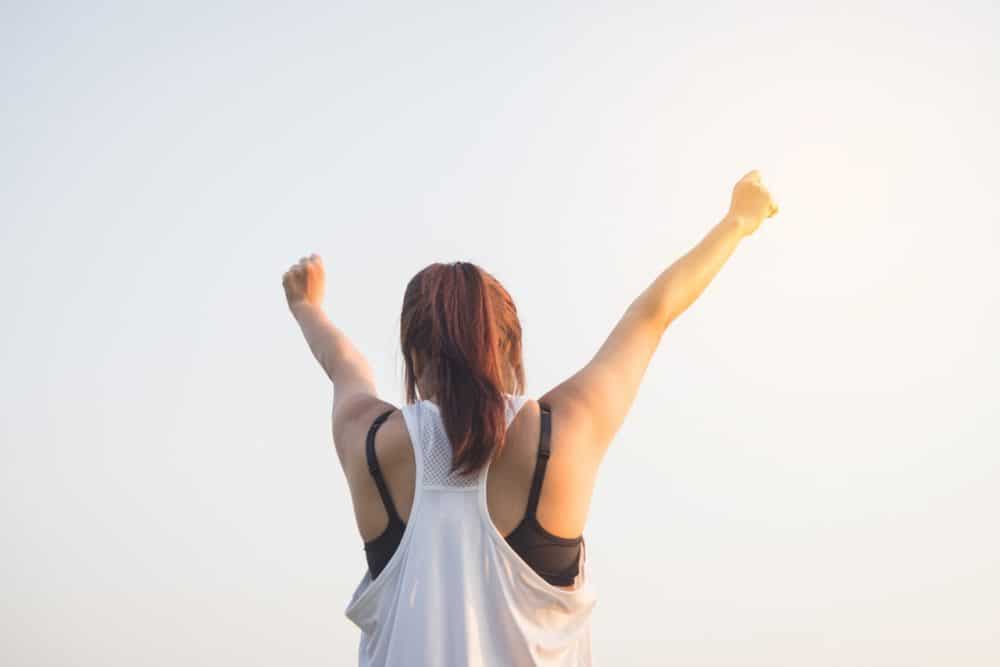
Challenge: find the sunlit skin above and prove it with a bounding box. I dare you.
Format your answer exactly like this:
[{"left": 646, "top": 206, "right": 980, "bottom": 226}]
[
  {"left": 281, "top": 169, "right": 778, "bottom": 555},
  {"left": 638, "top": 170, "right": 778, "bottom": 329}
]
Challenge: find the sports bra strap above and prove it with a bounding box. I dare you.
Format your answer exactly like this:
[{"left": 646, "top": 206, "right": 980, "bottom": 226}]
[
  {"left": 365, "top": 409, "right": 403, "bottom": 526},
  {"left": 523, "top": 401, "right": 552, "bottom": 520}
]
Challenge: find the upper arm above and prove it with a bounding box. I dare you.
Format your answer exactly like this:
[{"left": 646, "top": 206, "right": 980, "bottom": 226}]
[
  {"left": 538, "top": 303, "right": 664, "bottom": 463},
  {"left": 327, "top": 343, "right": 385, "bottom": 463},
  {"left": 331, "top": 390, "right": 396, "bottom": 469}
]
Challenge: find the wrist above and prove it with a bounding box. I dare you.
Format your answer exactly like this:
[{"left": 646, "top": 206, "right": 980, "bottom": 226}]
[
  {"left": 290, "top": 300, "right": 324, "bottom": 321},
  {"left": 720, "top": 213, "right": 749, "bottom": 238}
]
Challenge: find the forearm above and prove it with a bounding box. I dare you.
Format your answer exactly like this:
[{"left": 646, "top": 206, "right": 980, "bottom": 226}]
[
  {"left": 291, "top": 303, "right": 375, "bottom": 389},
  {"left": 631, "top": 215, "right": 745, "bottom": 330}
]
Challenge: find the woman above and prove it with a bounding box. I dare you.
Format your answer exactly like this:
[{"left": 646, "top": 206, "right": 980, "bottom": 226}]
[{"left": 282, "top": 170, "right": 779, "bottom": 666}]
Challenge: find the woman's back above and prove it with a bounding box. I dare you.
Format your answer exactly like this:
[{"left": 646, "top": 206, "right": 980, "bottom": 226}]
[
  {"left": 350, "top": 396, "right": 601, "bottom": 581},
  {"left": 344, "top": 394, "right": 598, "bottom": 666}
]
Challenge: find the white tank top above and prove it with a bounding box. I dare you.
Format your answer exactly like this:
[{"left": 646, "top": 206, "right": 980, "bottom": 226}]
[{"left": 344, "top": 393, "right": 598, "bottom": 666}]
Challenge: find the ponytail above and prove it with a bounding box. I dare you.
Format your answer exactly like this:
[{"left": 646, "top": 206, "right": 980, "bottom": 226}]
[{"left": 401, "top": 262, "right": 525, "bottom": 476}]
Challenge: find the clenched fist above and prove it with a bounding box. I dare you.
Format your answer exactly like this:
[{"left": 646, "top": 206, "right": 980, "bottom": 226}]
[
  {"left": 727, "top": 170, "right": 779, "bottom": 237},
  {"left": 282, "top": 253, "right": 325, "bottom": 314}
]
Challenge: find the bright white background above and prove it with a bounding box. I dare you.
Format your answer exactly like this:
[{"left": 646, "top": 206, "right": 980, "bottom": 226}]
[{"left": 2, "top": 2, "right": 998, "bottom": 665}]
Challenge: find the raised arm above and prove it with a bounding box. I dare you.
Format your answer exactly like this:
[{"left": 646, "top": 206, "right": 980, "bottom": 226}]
[
  {"left": 282, "top": 254, "right": 385, "bottom": 455},
  {"left": 539, "top": 170, "right": 779, "bottom": 462}
]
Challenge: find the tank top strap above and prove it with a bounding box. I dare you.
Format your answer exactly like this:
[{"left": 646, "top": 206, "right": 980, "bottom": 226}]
[{"left": 505, "top": 393, "right": 531, "bottom": 426}]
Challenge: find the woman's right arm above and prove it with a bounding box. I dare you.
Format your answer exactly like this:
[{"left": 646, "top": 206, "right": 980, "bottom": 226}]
[
  {"left": 633, "top": 169, "right": 780, "bottom": 328},
  {"left": 630, "top": 213, "right": 745, "bottom": 329},
  {"left": 539, "top": 170, "right": 779, "bottom": 461}
]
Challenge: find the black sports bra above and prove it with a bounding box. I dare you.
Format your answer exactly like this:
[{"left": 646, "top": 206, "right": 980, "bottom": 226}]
[{"left": 362, "top": 401, "right": 584, "bottom": 587}]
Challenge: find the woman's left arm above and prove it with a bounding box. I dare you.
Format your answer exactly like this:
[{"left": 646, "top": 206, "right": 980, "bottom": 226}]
[
  {"left": 290, "top": 300, "right": 376, "bottom": 396},
  {"left": 282, "top": 254, "right": 383, "bottom": 451}
]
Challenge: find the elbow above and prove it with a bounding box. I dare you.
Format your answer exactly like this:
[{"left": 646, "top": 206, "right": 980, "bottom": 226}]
[{"left": 629, "top": 296, "right": 674, "bottom": 334}]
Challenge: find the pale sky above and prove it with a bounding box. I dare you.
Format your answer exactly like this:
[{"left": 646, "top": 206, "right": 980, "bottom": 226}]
[{"left": 2, "top": 2, "right": 998, "bottom": 665}]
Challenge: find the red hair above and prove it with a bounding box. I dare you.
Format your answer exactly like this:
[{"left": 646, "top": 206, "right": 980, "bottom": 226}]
[{"left": 400, "top": 261, "right": 526, "bottom": 477}]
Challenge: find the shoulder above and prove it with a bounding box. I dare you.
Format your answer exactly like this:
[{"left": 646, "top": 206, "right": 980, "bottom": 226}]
[
  {"left": 535, "top": 389, "right": 604, "bottom": 467},
  {"left": 332, "top": 394, "right": 403, "bottom": 475}
]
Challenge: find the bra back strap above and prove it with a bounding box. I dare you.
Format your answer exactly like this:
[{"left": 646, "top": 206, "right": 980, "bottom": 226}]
[
  {"left": 523, "top": 402, "right": 552, "bottom": 519},
  {"left": 365, "top": 409, "right": 403, "bottom": 526}
]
